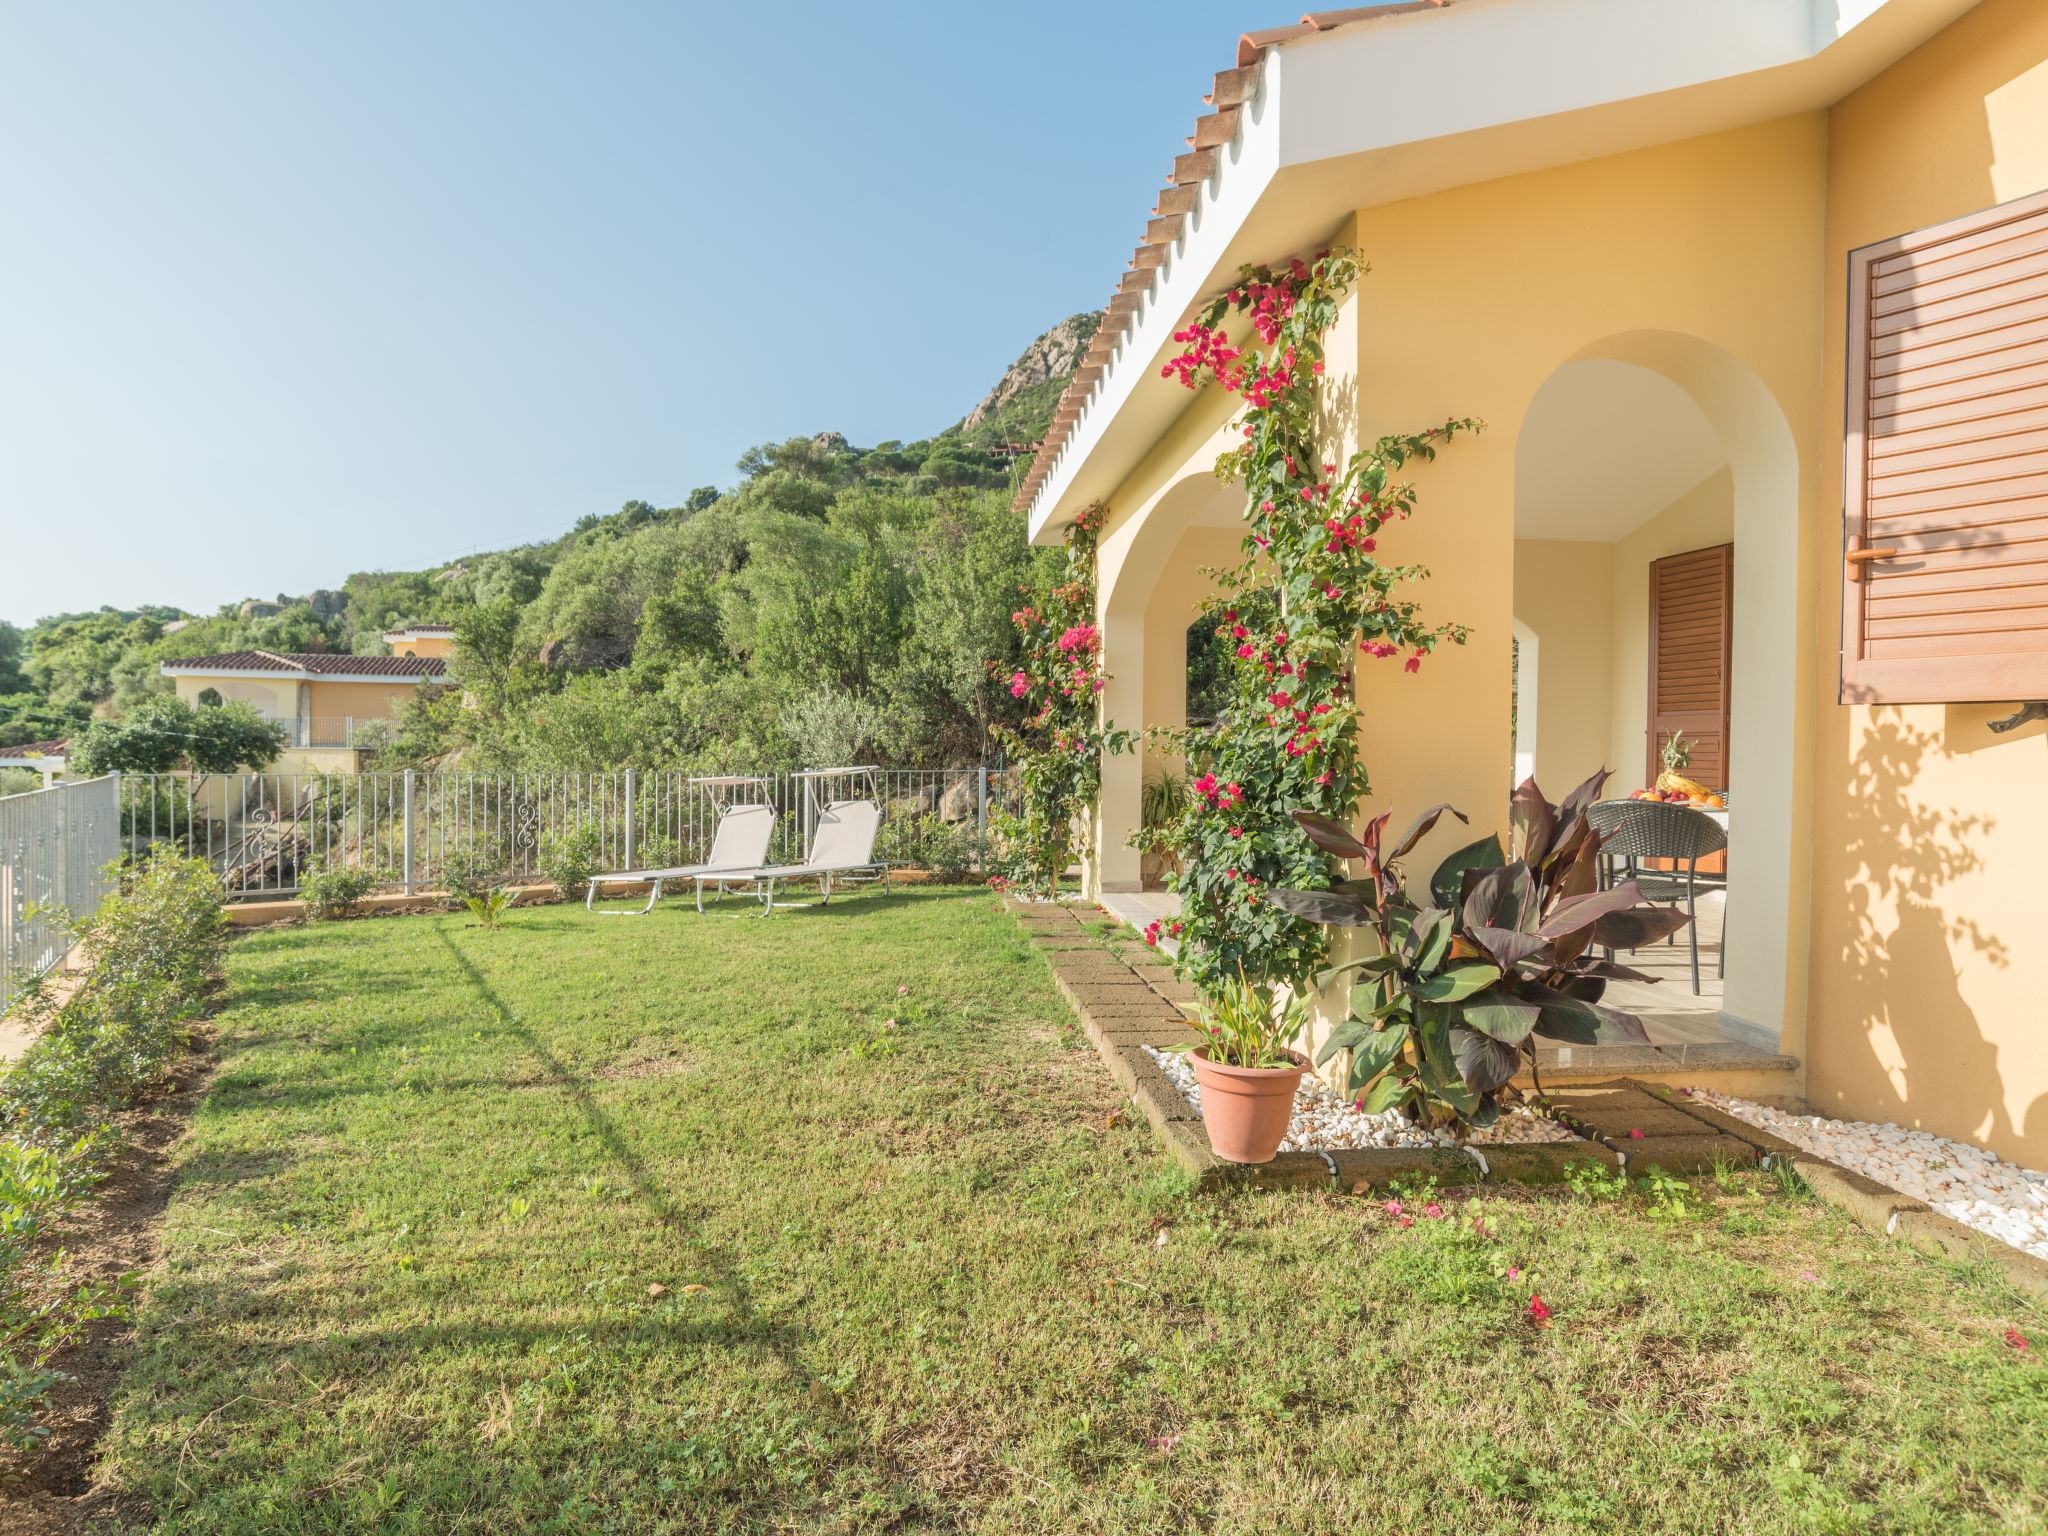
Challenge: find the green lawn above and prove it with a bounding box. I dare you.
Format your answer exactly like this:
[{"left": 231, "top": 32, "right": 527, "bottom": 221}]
[{"left": 99, "top": 889, "right": 2045, "bottom": 1534}]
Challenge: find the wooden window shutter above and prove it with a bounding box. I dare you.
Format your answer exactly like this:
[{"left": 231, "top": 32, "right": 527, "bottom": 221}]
[
  {"left": 1841, "top": 187, "right": 2048, "bottom": 703},
  {"left": 1649, "top": 543, "right": 1732, "bottom": 790}
]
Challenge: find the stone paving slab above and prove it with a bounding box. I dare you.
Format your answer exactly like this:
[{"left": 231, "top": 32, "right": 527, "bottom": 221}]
[{"left": 1621, "top": 1134, "right": 1757, "bottom": 1172}]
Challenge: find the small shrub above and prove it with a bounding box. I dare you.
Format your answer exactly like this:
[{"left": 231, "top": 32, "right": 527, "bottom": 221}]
[
  {"left": 301, "top": 864, "right": 383, "bottom": 921},
  {"left": 639, "top": 834, "right": 683, "bottom": 872},
  {"left": 436, "top": 844, "right": 507, "bottom": 911},
  {"left": 463, "top": 887, "right": 518, "bottom": 929},
  {"left": 1563, "top": 1160, "right": 1629, "bottom": 1201},
  {"left": 1635, "top": 1164, "right": 1696, "bottom": 1218},
  {"left": 538, "top": 828, "right": 601, "bottom": 898}
]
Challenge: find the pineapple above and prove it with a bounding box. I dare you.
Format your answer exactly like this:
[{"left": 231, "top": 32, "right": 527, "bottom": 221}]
[{"left": 1656, "top": 732, "right": 1711, "bottom": 798}]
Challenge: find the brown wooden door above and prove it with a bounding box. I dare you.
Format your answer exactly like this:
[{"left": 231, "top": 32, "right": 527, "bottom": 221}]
[
  {"left": 1841, "top": 187, "right": 2048, "bottom": 703},
  {"left": 1648, "top": 543, "right": 1733, "bottom": 790}
]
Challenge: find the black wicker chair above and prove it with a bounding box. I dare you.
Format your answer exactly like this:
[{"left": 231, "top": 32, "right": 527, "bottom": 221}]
[{"left": 1584, "top": 799, "right": 1727, "bottom": 994}]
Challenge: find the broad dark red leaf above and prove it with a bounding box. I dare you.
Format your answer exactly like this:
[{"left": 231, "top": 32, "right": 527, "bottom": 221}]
[
  {"left": 1388, "top": 802, "right": 1468, "bottom": 860},
  {"left": 1510, "top": 778, "right": 1555, "bottom": 869},
  {"left": 1265, "top": 886, "right": 1377, "bottom": 926},
  {"left": 1553, "top": 767, "right": 1612, "bottom": 836},
  {"left": 1590, "top": 906, "right": 1694, "bottom": 949},
  {"left": 1536, "top": 879, "right": 1653, "bottom": 939},
  {"left": 1450, "top": 1026, "right": 1521, "bottom": 1093},
  {"left": 1291, "top": 810, "right": 1368, "bottom": 862}
]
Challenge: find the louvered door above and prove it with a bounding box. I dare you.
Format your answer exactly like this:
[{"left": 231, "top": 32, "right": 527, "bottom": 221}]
[
  {"left": 1842, "top": 187, "right": 2048, "bottom": 703},
  {"left": 1648, "top": 544, "right": 1732, "bottom": 790}
]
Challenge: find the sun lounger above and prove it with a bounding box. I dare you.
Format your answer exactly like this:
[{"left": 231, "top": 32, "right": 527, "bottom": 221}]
[
  {"left": 584, "top": 802, "right": 776, "bottom": 915},
  {"left": 706, "top": 799, "right": 887, "bottom": 916}
]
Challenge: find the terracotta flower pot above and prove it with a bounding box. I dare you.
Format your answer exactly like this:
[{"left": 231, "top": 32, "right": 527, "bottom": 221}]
[{"left": 1189, "top": 1047, "right": 1306, "bottom": 1164}]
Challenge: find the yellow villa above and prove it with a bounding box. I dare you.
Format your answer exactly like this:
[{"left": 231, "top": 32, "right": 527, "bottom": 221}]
[
  {"left": 161, "top": 646, "right": 447, "bottom": 771},
  {"left": 1025, "top": 0, "right": 2048, "bottom": 1165}
]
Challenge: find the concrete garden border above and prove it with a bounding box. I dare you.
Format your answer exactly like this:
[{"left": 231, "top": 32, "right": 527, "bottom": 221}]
[{"left": 1006, "top": 897, "right": 2048, "bottom": 1299}]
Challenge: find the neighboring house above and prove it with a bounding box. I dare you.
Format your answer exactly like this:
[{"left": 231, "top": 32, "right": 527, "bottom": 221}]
[
  {"left": 160, "top": 651, "right": 446, "bottom": 770},
  {"left": 0, "top": 741, "right": 68, "bottom": 788},
  {"left": 1030, "top": 0, "right": 2048, "bottom": 1165},
  {"left": 382, "top": 624, "right": 456, "bottom": 659}
]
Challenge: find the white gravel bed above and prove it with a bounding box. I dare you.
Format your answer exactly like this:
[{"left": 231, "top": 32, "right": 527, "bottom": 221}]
[
  {"left": 1691, "top": 1089, "right": 2048, "bottom": 1261},
  {"left": 1141, "top": 1046, "right": 1579, "bottom": 1152}
]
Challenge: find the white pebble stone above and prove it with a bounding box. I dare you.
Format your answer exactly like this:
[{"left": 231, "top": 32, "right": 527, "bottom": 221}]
[{"left": 1691, "top": 1088, "right": 2048, "bottom": 1261}]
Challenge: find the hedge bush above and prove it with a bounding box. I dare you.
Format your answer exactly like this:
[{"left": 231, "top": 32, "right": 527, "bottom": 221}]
[{"left": 0, "top": 849, "right": 226, "bottom": 1449}]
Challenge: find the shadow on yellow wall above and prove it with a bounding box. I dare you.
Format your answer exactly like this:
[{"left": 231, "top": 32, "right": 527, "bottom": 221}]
[{"left": 1832, "top": 710, "right": 2025, "bottom": 1146}]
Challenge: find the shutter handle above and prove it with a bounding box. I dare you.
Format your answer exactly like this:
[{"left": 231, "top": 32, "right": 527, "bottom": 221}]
[{"left": 1845, "top": 544, "right": 1901, "bottom": 582}]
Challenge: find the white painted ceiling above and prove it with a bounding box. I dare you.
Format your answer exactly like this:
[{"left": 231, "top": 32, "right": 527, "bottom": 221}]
[{"left": 1514, "top": 360, "right": 1728, "bottom": 541}]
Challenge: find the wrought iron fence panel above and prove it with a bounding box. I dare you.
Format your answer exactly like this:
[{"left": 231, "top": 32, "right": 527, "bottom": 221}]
[
  {"left": 1, "top": 776, "right": 122, "bottom": 1015},
  {"left": 116, "top": 765, "right": 1005, "bottom": 900}
]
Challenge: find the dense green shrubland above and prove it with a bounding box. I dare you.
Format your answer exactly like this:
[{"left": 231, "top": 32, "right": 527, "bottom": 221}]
[{"left": 6, "top": 435, "right": 1057, "bottom": 771}]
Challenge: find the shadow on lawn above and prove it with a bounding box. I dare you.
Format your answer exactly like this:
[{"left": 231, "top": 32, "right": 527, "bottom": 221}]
[{"left": 427, "top": 925, "right": 822, "bottom": 1381}]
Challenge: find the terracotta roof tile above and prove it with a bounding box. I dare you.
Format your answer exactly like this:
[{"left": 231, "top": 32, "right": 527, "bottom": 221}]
[
  {"left": 161, "top": 650, "right": 448, "bottom": 678},
  {"left": 1, "top": 740, "right": 68, "bottom": 758}
]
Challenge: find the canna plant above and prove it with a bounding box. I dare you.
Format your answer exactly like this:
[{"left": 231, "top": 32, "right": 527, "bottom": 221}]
[{"left": 1266, "top": 768, "right": 1693, "bottom": 1133}]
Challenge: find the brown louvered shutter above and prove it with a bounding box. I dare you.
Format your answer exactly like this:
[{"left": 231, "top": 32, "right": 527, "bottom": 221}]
[
  {"left": 1841, "top": 187, "right": 2048, "bottom": 703},
  {"left": 1648, "top": 544, "right": 1732, "bottom": 791}
]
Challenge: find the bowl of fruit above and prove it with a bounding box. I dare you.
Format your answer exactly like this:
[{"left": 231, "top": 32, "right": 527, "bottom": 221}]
[{"left": 1630, "top": 733, "right": 1727, "bottom": 808}]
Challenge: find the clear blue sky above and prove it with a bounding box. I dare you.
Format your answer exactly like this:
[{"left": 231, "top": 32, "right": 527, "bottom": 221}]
[{"left": 0, "top": 2, "right": 1268, "bottom": 628}]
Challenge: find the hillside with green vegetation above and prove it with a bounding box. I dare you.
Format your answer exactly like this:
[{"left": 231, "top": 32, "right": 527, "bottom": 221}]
[{"left": 0, "top": 315, "right": 1106, "bottom": 775}]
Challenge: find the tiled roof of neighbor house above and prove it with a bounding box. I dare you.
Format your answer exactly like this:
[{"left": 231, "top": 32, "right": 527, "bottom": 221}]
[
  {"left": 383, "top": 624, "right": 456, "bottom": 638},
  {"left": 0, "top": 740, "right": 68, "bottom": 759},
  {"left": 160, "top": 651, "right": 448, "bottom": 678},
  {"left": 1013, "top": 2, "right": 1456, "bottom": 515}
]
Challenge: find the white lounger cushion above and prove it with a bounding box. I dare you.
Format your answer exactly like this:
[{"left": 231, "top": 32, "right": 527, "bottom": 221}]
[
  {"left": 590, "top": 802, "right": 775, "bottom": 881},
  {"left": 725, "top": 799, "right": 880, "bottom": 879}
]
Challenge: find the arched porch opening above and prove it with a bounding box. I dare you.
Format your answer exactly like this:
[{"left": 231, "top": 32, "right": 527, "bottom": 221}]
[
  {"left": 1091, "top": 474, "right": 1248, "bottom": 896},
  {"left": 1512, "top": 331, "right": 1802, "bottom": 1050}
]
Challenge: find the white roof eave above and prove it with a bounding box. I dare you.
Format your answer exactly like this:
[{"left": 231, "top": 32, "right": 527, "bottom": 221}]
[{"left": 1024, "top": 0, "right": 1985, "bottom": 542}]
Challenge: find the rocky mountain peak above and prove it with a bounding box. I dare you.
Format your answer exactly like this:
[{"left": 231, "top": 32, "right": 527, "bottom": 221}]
[{"left": 963, "top": 312, "right": 1102, "bottom": 435}]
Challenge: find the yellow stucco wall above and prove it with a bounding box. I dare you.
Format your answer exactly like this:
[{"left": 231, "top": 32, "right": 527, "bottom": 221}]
[
  {"left": 1809, "top": 0, "right": 2048, "bottom": 1163},
  {"left": 1512, "top": 540, "right": 1614, "bottom": 796},
  {"left": 308, "top": 679, "right": 421, "bottom": 722},
  {"left": 390, "top": 635, "right": 454, "bottom": 659},
  {"left": 170, "top": 675, "right": 291, "bottom": 720}
]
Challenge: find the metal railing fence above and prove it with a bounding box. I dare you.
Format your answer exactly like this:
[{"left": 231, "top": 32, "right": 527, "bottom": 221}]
[
  {"left": 1, "top": 776, "right": 123, "bottom": 1014},
  {"left": 117, "top": 767, "right": 1018, "bottom": 901}
]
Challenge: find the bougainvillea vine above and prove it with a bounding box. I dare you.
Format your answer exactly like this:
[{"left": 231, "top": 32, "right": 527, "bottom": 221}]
[
  {"left": 1143, "top": 248, "right": 1479, "bottom": 992},
  {"left": 987, "top": 501, "right": 1133, "bottom": 898}
]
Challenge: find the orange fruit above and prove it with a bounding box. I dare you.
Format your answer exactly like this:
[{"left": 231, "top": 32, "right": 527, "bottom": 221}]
[{"left": 1707, "top": 794, "right": 1725, "bottom": 808}]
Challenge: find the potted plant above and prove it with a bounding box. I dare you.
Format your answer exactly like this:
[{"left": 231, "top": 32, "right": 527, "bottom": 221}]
[{"left": 1170, "top": 968, "right": 1311, "bottom": 1164}]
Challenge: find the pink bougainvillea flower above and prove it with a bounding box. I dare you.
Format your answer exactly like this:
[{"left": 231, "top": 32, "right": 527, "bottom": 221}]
[
  {"left": 1527, "top": 1295, "right": 1552, "bottom": 1325},
  {"left": 1507, "top": 1266, "right": 1520, "bottom": 1281},
  {"left": 2006, "top": 1327, "right": 2031, "bottom": 1351},
  {"left": 1404, "top": 653, "right": 1424, "bottom": 674},
  {"left": 897, "top": 985, "right": 909, "bottom": 995},
  {"left": 1423, "top": 1202, "right": 1444, "bottom": 1219},
  {"left": 1383, "top": 1200, "right": 1403, "bottom": 1216},
  {"left": 1147, "top": 1432, "right": 1181, "bottom": 1452},
  {"left": 1799, "top": 1271, "right": 1819, "bottom": 1283},
  {"left": 1229, "top": 826, "right": 1244, "bottom": 838},
  {"left": 1628, "top": 1129, "right": 1644, "bottom": 1139},
  {"left": 1009, "top": 671, "right": 1029, "bottom": 698}
]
